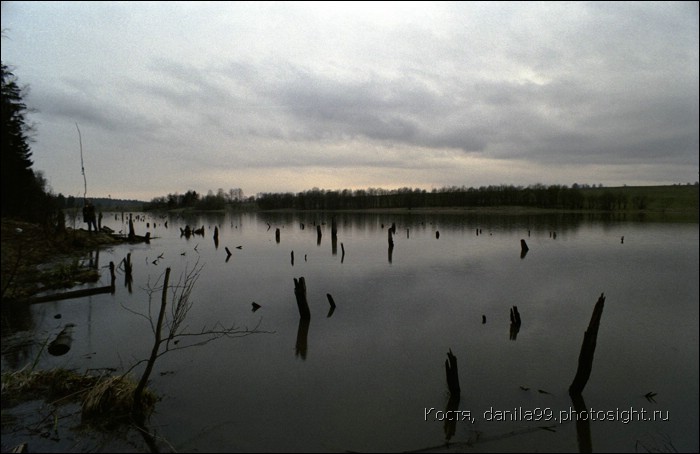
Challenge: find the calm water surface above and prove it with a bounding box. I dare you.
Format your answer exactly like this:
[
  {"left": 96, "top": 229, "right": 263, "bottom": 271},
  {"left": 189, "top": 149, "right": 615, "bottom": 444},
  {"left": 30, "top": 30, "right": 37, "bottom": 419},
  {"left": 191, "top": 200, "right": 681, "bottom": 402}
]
[{"left": 2, "top": 211, "right": 698, "bottom": 453}]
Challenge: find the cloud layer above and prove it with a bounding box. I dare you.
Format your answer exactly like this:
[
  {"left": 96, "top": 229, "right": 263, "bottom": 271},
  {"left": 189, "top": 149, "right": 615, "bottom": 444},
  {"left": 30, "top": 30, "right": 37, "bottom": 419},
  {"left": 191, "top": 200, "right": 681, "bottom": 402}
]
[{"left": 2, "top": 2, "right": 698, "bottom": 200}]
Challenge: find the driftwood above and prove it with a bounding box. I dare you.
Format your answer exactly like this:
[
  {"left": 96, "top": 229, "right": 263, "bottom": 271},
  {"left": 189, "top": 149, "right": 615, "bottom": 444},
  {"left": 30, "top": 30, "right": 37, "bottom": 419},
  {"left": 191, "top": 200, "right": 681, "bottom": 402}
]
[
  {"left": 569, "top": 293, "right": 606, "bottom": 397},
  {"left": 48, "top": 323, "right": 75, "bottom": 356}
]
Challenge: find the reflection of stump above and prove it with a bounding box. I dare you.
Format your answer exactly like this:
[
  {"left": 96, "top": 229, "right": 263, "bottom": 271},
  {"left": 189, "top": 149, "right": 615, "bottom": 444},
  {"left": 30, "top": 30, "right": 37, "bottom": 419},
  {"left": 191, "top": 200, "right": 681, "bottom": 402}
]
[
  {"left": 124, "top": 253, "right": 133, "bottom": 293},
  {"left": 295, "top": 318, "right": 310, "bottom": 360},
  {"left": 109, "top": 261, "right": 116, "bottom": 293},
  {"left": 571, "top": 393, "right": 593, "bottom": 453},
  {"left": 445, "top": 349, "right": 461, "bottom": 397},
  {"left": 569, "top": 293, "right": 606, "bottom": 397},
  {"left": 444, "top": 394, "right": 460, "bottom": 442},
  {"left": 294, "top": 277, "right": 311, "bottom": 320}
]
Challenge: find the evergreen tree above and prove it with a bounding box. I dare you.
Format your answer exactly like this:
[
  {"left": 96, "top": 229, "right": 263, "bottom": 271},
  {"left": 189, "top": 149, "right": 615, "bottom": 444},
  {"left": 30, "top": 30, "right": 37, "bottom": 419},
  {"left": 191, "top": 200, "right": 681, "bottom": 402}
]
[{"left": 1, "top": 62, "right": 46, "bottom": 220}]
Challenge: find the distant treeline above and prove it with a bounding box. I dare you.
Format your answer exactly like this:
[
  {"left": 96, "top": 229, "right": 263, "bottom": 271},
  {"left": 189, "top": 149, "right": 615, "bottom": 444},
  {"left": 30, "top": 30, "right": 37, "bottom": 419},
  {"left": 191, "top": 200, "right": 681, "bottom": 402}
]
[
  {"left": 145, "top": 188, "right": 251, "bottom": 211},
  {"left": 57, "top": 195, "right": 146, "bottom": 212},
  {"left": 255, "top": 183, "right": 699, "bottom": 212}
]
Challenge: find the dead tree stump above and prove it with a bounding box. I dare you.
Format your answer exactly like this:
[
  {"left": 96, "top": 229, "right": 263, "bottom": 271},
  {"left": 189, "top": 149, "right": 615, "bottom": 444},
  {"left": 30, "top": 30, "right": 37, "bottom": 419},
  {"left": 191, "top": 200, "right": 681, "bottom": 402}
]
[
  {"left": 445, "top": 349, "right": 461, "bottom": 397},
  {"left": 294, "top": 277, "right": 311, "bottom": 320},
  {"left": 520, "top": 239, "right": 529, "bottom": 253},
  {"left": 569, "top": 293, "right": 606, "bottom": 397}
]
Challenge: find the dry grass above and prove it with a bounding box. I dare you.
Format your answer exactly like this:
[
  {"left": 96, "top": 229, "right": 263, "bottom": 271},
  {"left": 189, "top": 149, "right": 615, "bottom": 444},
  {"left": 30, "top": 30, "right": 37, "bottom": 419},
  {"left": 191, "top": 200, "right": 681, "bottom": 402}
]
[{"left": 2, "top": 368, "right": 157, "bottom": 426}]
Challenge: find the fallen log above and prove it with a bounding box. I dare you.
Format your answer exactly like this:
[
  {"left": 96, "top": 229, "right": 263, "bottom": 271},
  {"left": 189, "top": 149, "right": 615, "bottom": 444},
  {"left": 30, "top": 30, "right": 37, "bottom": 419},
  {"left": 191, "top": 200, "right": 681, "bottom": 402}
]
[
  {"left": 48, "top": 323, "right": 76, "bottom": 356},
  {"left": 20, "top": 262, "right": 116, "bottom": 304}
]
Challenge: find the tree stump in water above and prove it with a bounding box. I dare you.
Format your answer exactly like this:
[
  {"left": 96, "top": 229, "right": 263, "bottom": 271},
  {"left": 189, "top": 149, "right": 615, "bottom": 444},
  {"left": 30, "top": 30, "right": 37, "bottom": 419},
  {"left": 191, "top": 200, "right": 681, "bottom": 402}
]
[
  {"left": 294, "top": 277, "right": 311, "bottom": 320},
  {"left": 569, "top": 293, "right": 606, "bottom": 397},
  {"left": 445, "top": 349, "right": 461, "bottom": 397}
]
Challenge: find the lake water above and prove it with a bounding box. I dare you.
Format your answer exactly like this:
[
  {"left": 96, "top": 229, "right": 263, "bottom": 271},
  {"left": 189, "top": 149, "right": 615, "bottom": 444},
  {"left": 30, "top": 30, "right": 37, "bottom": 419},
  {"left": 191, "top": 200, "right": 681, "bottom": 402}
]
[{"left": 2, "top": 211, "right": 698, "bottom": 453}]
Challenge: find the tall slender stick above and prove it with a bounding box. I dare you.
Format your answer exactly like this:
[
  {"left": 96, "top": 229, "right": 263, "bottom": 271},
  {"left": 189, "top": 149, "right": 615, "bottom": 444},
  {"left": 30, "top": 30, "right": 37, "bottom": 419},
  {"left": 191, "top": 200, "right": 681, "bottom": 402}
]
[{"left": 76, "top": 123, "right": 87, "bottom": 198}]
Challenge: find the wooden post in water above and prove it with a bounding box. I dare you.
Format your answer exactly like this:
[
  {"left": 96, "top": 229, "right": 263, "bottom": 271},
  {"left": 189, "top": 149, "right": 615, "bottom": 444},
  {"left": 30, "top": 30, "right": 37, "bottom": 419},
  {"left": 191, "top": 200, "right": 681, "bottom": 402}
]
[
  {"left": 509, "top": 306, "right": 522, "bottom": 340},
  {"left": 445, "top": 349, "right": 461, "bottom": 398},
  {"left": 294, "top": 277, "right": 311, "bottom": 320},
  {"left": 520, "top": 239, "right": 529, "bottom": 253},
  {"left": 316, "top": 225, "right": 322, "bottom": 245},
  {"left": 326, "top": 293, "right": 336, "bottom": 317},
  {"left": 569, "top": 293, "right": 606, "bottom": 397},
  {"left": 128, "top": 214, "right": 135, "bottom": 242},
  {"left": 520, "top": 239, "right": 529, "bottom": 259}
]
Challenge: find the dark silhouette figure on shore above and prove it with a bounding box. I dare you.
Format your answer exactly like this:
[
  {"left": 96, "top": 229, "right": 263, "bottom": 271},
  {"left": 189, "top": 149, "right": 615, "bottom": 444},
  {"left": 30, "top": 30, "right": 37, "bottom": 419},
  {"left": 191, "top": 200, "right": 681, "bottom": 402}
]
[{"left": 83, "top": 199, "right": 98, "bottom": 233}]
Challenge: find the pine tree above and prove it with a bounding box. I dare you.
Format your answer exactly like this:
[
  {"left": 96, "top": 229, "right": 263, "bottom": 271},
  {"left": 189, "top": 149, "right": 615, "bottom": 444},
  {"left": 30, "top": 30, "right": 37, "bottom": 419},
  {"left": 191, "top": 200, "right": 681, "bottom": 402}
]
[{"left": 1, "top": 62, "right": 44, "bottom": 220}]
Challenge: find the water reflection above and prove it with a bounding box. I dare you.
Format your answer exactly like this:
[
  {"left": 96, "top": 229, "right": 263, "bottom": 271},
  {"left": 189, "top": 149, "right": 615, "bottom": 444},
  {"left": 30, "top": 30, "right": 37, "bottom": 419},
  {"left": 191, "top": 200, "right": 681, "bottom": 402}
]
[
  {"left": 444, "top": 395, "right": 460, "bottom": 442},
  {"left": 571, "top": 393, "right": 592, "bottom": 453},
  {"left": 2, "top": 211, "right": 698, "bottom": 453},
  {"left": 295, "top": 318, "right": 310, "bottom": 360}
]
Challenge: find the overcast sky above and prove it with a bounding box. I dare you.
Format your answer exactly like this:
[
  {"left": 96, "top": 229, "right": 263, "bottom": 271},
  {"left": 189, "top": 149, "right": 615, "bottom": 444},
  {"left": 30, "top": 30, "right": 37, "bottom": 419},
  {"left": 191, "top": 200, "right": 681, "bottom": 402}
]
[{"left": 2, "top": 1, "right": 698, "bottom": 201}]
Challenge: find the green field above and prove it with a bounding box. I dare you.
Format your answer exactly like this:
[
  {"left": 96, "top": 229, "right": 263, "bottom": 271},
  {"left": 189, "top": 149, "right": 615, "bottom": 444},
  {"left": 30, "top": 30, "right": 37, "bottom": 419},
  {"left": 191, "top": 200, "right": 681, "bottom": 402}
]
[{"left": 579, "top": 184, "right": 698, "bottom": 214}]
